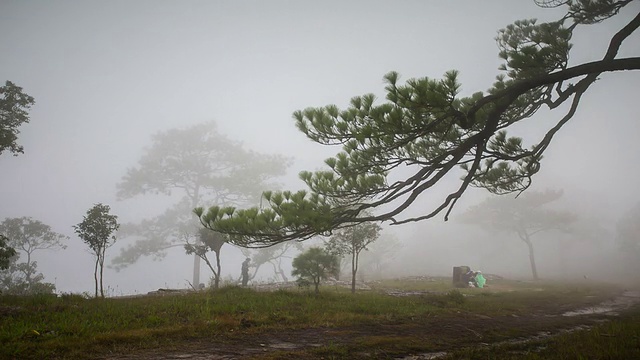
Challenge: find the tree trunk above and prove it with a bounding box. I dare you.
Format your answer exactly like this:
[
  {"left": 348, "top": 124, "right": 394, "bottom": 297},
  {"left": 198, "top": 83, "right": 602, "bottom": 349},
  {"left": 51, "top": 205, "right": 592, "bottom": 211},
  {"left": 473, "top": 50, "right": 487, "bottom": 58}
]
[
  {"left": 314, "top": 277, "right": 320, "bottom": 294},
  {"left": 191, "top": 189, "right": 201, "bottom": 288},
  {"left": 193, "top": 254, "right": 201, "bottom": 288},
  {"left": 270, "top": 259, "right": 289, "bottom": 282},
  {"left": 277, "top": 258, "right": 289, "bottom": 282},
  {"left": 200, "top": 253, "right": 218, "bottom": 289},
  {"left": 25, "top": 252, "right": 33, "bottom": 290},
  {"left": 519, "top": 232, "right": 539, "bottom": 281},
  {"left": 249, "top": 263, "right": 261, "bottom": 281},
  {"left": 351, "top": 250, "right": 357, "bottom": 294},
  {"left": 99, "top": 251, "right": 105, "bottom": 297},
  {"left": 527, "top": 240, "right": 538, "bottom": 281},
  {"left": 93, "top": 257, "right": 99, "bottom": 298},
  {"left": 215, "top": 250, "right": 221, "bottom": 289}
]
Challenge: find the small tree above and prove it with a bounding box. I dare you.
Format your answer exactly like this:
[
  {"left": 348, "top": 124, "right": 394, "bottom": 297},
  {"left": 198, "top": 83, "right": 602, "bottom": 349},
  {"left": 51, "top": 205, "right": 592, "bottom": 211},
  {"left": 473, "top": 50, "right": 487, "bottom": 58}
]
[
  {"left": 325, "top": 220, "right": 381, "bottom": 293},
  {"left": 0, "top": 217, "right": 67, "bottom": 294},
  {"left": 1, "top": 81, "right": 35, "bottom": 157},
  {"left": 0, "top": 235, "right": 16, "bottom": 271},
  {"left": 184, "top": 228, "right": 227, "bottom": 289},
  {"left": 74, "top": 204, "right": 119, "bottom": 298},
  {"left": 291, "top": 247, "right": 338, "bottom": 294}
]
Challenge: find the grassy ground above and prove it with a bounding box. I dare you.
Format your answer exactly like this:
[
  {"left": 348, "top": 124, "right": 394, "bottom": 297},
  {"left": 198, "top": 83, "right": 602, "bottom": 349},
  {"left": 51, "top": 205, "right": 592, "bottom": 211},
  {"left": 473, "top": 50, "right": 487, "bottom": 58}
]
[{"left": 0, "top": 278, "right": 636, "bottom": 359}]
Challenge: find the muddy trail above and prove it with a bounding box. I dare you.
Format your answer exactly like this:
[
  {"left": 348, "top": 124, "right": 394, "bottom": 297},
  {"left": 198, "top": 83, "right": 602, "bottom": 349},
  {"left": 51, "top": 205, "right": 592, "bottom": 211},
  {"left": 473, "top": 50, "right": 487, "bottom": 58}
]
[{"left": 102, "top": 291, "right": 640, "bottom": 360}]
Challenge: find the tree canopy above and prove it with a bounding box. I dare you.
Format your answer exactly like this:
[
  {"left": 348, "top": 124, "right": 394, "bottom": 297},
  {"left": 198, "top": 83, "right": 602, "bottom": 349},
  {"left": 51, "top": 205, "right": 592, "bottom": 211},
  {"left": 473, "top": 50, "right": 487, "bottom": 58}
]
[
  {"left": 113, "top": 122, "right": 290, "bottom": 285},
  {"left": 117, "top": 122, "right": 289, "bottom": 204},
  {"left": 0, "top": 235, "right": 16, "bottom": 271},
  {"left": 0, "top": 217, "right": 67, "bottom": 256},
  {"left": 196, "top": 1, "right": 639, "bottom": 247},
  {"left": 0, "top": 81, "right": 35, "bottom": 156}
]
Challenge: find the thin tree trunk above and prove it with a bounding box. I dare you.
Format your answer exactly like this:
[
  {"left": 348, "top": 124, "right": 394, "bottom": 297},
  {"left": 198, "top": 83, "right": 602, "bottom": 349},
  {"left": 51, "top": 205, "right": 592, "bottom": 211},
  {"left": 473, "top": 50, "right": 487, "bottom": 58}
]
[
  {"left": 519, "top": 231, "right": 539, "bottom": 281},
  {"left": 527, "top": 239, "right": 538, "bottom": 281},
  {"left": 270, "top": 259, "right": 289, "bottom": 282},
  {"left": 351, "top": 250, "right": 357, "bottom": 294},
  {"left": 215, "top": 250, "right": 221, "bottom": 289},
  {"left": 191, "top": 188, "right": 201, "bottom": 288},
  {"left": 25, "top": 252, "right": 32, "bottom": 290},
  {"left": 249, "top": 262, "right": 262, "bottom": 281},
  {"left": 193, "top": 254, "right": 201, "bottom": 288},
  {"left": 269, "top": 261, "right": 281, "bottom": 282},
  {"left": 99, "top": 251, "right": 105, "bottom": 297},
  {"left": 277, "top": 258, "right": 288, "bottom": 282},
  {"left": 334, "top": 257, "right": 341, "bottom": 281},
  {"left": 200, "top": 253, "right": 218, "bottom": 289},
  {"left": 94, "top": 257, "right": 99, "bottom": 298}
]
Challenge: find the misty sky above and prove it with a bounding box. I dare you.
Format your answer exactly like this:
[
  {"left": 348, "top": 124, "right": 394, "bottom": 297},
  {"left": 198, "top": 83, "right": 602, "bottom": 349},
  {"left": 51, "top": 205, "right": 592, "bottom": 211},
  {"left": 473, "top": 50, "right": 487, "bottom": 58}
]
[{"left": 1, "top": 1, "right": 639, "bottom": 295}]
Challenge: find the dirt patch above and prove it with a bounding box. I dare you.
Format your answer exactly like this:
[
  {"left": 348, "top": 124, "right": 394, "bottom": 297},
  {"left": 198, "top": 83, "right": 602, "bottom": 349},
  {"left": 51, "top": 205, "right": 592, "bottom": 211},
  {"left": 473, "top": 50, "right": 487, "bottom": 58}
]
[
  {"left": 102, "top": 310, "right": 624, "bottom": 359},
  {"left": 101, "top": 287, "right": 640, "bottom": 360}
]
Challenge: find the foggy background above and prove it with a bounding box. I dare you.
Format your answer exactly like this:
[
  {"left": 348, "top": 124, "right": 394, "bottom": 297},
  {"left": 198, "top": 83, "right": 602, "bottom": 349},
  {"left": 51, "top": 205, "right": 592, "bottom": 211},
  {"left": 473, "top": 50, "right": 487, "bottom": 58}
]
[{"left": 1, "top": 1, "right": 638, "bottom": 295}]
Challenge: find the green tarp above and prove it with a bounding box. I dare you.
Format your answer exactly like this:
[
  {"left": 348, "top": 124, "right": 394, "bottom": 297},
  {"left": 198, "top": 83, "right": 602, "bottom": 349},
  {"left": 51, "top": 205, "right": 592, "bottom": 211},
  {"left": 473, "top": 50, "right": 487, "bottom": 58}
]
[{"left": 475, "top": 273, "right": 486, "bottom": 288}]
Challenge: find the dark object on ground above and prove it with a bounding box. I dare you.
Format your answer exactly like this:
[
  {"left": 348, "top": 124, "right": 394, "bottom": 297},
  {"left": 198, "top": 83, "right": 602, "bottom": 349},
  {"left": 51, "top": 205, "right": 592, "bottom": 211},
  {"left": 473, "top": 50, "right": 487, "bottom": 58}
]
[
  {"left": 453, "top": 266, "right": 471, "bottom": 288},
  {"left": 453, "top": 266, "right": 487, "bottom": 288}
]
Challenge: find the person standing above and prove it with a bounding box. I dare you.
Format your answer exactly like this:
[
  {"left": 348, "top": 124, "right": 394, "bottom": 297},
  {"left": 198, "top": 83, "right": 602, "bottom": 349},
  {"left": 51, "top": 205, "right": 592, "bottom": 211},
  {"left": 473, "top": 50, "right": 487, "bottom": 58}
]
[{"left": 241, "top": 258, "right": 251, "bottom": 286}]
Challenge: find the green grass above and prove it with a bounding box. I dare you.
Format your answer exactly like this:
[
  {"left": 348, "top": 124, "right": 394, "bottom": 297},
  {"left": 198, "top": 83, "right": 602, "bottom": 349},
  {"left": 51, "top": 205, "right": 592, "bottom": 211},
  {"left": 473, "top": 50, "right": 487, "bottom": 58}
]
[
  {"left": 368, "top": 276, "right": 456, "bottom": 292},
  {"left": 0, "top": 280, "right": 630, "bottom": 359}
]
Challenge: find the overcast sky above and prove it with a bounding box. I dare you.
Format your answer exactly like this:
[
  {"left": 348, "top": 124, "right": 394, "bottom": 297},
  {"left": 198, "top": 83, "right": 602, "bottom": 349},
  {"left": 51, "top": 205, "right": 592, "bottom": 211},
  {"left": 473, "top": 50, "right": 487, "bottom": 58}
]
[{"left": 1, "top": 1, "right": 638, "bottom": 294}]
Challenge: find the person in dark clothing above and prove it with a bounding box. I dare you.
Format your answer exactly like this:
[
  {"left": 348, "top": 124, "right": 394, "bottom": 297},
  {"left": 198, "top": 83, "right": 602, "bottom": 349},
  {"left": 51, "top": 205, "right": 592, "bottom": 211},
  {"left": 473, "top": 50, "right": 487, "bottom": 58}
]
[
  {"left": 241, "top": 258, "right": 251, "bottom": 286},
  {"left": 463, "top": 269, "right": 476, "bottom": 287}
]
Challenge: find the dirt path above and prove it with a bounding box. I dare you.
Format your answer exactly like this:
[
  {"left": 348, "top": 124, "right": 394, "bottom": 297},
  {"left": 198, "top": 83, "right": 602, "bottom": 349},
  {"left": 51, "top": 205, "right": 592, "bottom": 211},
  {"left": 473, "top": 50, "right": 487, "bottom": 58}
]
[{"left": 102, "top": 291, "right": 640, "bottom": 360}]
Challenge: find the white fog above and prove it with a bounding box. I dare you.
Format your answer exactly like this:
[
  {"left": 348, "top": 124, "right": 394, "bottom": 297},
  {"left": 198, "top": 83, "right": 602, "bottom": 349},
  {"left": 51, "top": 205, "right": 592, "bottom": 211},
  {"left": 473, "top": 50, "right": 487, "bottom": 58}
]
[{"left": 1, "top": 0, "right": 639, "bottom": 296}]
